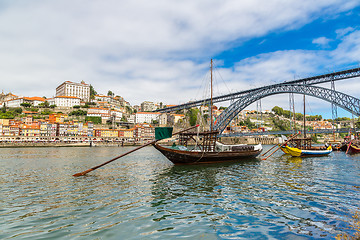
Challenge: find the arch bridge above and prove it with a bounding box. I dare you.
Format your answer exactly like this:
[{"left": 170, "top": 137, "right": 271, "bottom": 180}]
[
  {"left": 154, "top": 67, "right": 360, "bottom": 133},
  {"left": 214, "top": 84, "right": 360, "bottom": 133}
]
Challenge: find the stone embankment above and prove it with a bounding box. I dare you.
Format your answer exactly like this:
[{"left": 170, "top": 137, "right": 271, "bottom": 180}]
[{"left": 0, "top": 136, "right": 284, "bottom": 148}]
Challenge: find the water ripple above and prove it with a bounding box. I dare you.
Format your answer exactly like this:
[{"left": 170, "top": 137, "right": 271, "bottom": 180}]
[{"left": 0, "top": 146, "right": 359, "bottom": 239}]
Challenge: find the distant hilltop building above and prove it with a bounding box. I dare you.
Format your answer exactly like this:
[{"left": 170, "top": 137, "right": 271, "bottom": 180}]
[
  {"left": 0, "top": 91, "right": 18, "bottom": 105},
  {"left": 56, "top": 80, "right": 90, "bottom": 102},
  {"left": 5, "top": 96, "right": 46, "bottom": 108},
  {"left": 47, "top": 96, "right": 81, "bottom": 108},
  {"left": 140, "top": 101, "right": 156, "bottom": 112}
]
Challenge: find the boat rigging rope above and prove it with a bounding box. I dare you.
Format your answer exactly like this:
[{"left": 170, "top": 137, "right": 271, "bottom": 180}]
[
  {"left": 194, "top": 125, "right": 200, "bottom": 150},
  {"left": 196, "top": 144, "right": 206, "bottom": 163}
]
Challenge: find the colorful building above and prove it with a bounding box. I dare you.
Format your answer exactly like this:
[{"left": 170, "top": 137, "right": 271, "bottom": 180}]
[{"left": 21, "top": 124, "right": 40, "bottom": 137}]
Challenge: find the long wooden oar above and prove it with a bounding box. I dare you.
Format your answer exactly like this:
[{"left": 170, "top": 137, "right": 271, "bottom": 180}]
[
  {"left": 261, "top": 134, "right": 292, "bottom": 156},
  {"left": 261, "top": 132, "right": 300, "bottom": 160},
  {"left": 73, "top": 125, "right": 199, "bottom": 177},
  {"left": 346, "top": 139, "right": 353, "bottom": 154},
  {"left": 261, "top": 144, "right": 278, "bottom": 157}
]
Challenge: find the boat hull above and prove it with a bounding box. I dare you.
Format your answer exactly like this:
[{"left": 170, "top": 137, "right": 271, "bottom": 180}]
[
  {"left": 153, "top": 144, "right": 262, "bottom": 164},
  {"left": 280, "top": 145, "right": 290, "bottom": 154},
  {"left": 348, "top": 144, "right": 360, "bottom": 154},
  {"left": 339, "top": 143, "right": 348, "bottom": 151},
  {"left": 284, "top": 145, "right": 332, "bottom": 157}
]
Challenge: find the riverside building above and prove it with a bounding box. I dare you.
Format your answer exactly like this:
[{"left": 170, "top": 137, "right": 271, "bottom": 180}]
[
  {"left": 47, "top": 96, "right": 81, "bottom": 108},
  {"left": 56, "top": 80, "right": 90, "bottom": 102}
]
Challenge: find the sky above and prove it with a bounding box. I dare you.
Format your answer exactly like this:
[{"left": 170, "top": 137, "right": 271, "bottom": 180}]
[{"left": 1, "top": 0, "right": 360, "bottom": 119}]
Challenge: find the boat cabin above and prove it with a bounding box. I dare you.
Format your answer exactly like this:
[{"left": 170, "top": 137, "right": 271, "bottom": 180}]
[{"left": 178, "top": 130, "right": 219, "bottom": 152}]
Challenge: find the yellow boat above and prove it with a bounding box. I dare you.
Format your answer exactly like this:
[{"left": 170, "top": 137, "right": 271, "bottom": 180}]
[
  {"left": 284, "top": 145, "right": 332, "bottom": 157},
  {"left": 280, "top": 145, "right": 291, "bottom": 154}
]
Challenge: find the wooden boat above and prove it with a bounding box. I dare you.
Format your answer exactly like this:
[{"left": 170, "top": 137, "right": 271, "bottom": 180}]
[
  {"left": 153, "top": 60, "right": 263, "bottom": 164},
  {"left": 153, "top": 130, "right": 262, "bottom": 164},
  {"left": 280, "top": 144, "right": 290, "bottom": 154},
  {"left": 280, "top": 137, "right": 332, "bottom": 157},
  {"left": 283, "top": 145, "right": 332, "bottom": 157},
  {"left": 348, "top": 144, "right": 360, "bottom": 154}
]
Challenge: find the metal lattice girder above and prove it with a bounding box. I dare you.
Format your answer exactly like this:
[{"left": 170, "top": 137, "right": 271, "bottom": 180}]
[
  {"left": 214, "top": 84, "right": 360, "bottom": 133},
  {"left": 155, "top": 67, "right": 360, "bottom": 113},
  {"left": 218, "top": 128, "right": 359, "bottom": 137}
]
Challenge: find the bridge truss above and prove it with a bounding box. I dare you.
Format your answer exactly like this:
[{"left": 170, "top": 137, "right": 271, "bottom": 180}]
[
  {"left": 155, "top": 67, "right": 360, "bottom": 113},
  {"left": 218, "top": 128, "right": 359, "bottom": 138},
  {"left": 154, "top": 66, "right": 360, "bottom": 133},
  {"left": 215, "top": 84, "right": 360, "bottom": 133}
]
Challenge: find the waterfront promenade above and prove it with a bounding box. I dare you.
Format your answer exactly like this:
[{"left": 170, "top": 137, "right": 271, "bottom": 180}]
[{"left": 0, "top": 135, "right": 284, "bottom": 148}]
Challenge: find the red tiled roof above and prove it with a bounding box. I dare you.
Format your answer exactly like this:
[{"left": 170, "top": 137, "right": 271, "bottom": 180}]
[
  {"left": 55, "top": 96, "right": 80, "bottom": 99},
  {"left": 136, "top": 112, "right": 160, "bottom": 115}
]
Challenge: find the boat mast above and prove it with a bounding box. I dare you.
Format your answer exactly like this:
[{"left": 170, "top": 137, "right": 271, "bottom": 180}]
[
  {"left": 303, "top": 93, "right": 306, "bottom": 138},
  {"left": 210, "top": 59, "right": 213, "bottom": 132}
]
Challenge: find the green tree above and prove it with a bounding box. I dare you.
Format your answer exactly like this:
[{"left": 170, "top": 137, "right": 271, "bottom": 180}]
[
  {"left": 73, "top": 105, "right": 81, "bottom": 109},
  {"left": 0, "top": 111, "right": 15, "bottom": 119},
  {"left": 50, "top": 104, "right": 57, "bottom": 108},
  {"left": 86, "top": 101, "right": 96, "bottom": 106},
  {"left": 295, "top": 113, "right": 303, "bottom": 121},
  {"left": 41, "top": 109, "right": 53, "bottom": 115},
  {"left": 271, "top": 117, "right": 290, "bottom": 131},
  {"left": 107, "top": 90, "right": 113, "bottom": 96},
  {"left": 187, "top": 108, "right": 199, "bottom": 126},
  {"left": 20, "top": 102, "right": 32, "bottom": 108},
  {"left": 311, "top": 134, "right": 318, "bottom": 143},
  {"left": 244, "top": 118, "right": 256, "bottom": 129},
  {"left": 38, "top": 101, "right": 50, "bottom": 108},
  {"left": 272, "top": 106, "right": 283, "bottom": 116},
  {"left": 90, "top": 85, "right": 97, "bottom": 100},
  {"left": 14, "top": 107, "right": 22, "bottom": 114},
  {"left": 120, "top": 116, "right": 127, "bottom": 122},
  {"left": 356, "top": 118, "right": 360, "bottom": 128},
  {"left": 69, "top": 110, "right": 87, "bottom": 116},
  {"left": 1, "top": 104, "right": 6, "bottom": 113},
  {"left": 85, "top": 116, "right": 102, "bottom": 124},
  {"left": 283, "top": 110, "right": 291, "bottom": 119}
]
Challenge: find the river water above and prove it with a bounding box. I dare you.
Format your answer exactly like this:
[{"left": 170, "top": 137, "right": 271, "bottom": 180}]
[{"left": 0, "top": 146, "right": 359, "bottom": 239}]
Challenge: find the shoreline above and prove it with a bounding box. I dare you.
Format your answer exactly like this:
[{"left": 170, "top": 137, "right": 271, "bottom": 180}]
[{"left": 0, "top": 142, "right": 151, "bottom": 148}]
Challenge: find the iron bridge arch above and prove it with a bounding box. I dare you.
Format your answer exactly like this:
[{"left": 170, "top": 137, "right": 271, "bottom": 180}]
[{"left": 214, "top": 84, "right": 360, "bottom": 133}]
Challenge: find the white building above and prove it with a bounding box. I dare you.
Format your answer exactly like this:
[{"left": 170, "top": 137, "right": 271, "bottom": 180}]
[
  {"left": 110, "top": 110, "right": 123, "bottom": 122},
  {"left": 128, "top": 114, "right": 135, "bottom": 123},
  {"left": 87, "top": 107, "right": 110, "bottom": 115},
  {"left": 5, "top": 97, "right": 45, "bottom": 107},
  {"left": 87, "top": 107, "right": 111, "bottom": 123},
  {"left": 48, "top": 96, "right": 81, "bottom": 108},
  {"left": 0, "top": 92, "right": 18, "bottom": 106},
  {"left": 135, "top": 112, "right": 161, "bottom": 123},
  {"left": 140, "top": 101, "right": 156, "bottom": 112},
  {"left": 56, "top": 80, "right": 90, "bottom": 102},
  {"left": 95, "top": 94, "right": 114, "bottom": 103}
]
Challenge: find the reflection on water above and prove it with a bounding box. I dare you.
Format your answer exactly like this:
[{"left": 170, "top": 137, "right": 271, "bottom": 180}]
[{"left": 0, "top": 146, "right": 359, "bottom": 239}]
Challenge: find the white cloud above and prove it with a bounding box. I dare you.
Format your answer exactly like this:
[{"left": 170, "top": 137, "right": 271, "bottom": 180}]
[
  {"left": 0, "top": 0, "right": 359, "bottom": 108},
  {"left": 335, "top": 27, "right": 355, "bottom": 38},
  {"left": 312, "top": 37, "right": 332, "bottom": 47},
  {"left": 212, "top": 29, "right": 360, "bottom": 116},
  {"left": 331, "top": 30, "right": 360, "bottom": 64}
]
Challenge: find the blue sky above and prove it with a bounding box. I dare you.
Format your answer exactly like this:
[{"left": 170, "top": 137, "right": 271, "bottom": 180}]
[
  {"left": 217, "top": 7, "right": 360, "bottom": 68},
  {"left": 0, "top": 1, "right": 360, "bottom": 118}
]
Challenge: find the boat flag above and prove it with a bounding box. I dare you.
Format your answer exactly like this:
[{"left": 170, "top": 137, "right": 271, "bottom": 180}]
[{"left": 155, "top": 127, "right": 173, "bottom": 140}]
